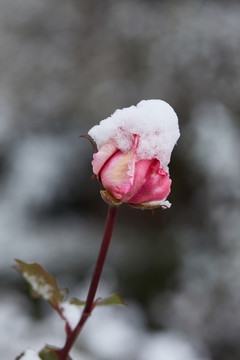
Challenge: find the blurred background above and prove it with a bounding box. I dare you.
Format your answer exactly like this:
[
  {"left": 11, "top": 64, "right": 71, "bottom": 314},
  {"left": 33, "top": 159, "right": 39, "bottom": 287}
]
[{"left": 0, "top": 0, "right": 240, "bottom": 359}]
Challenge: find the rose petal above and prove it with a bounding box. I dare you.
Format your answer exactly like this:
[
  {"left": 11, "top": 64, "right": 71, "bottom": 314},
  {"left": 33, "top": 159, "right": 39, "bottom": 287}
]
[
  {"left": 128, "top": 160, "right": 171, "bottom": 204},
  {"left": 92, "top": 140, "right": 118, "bottom": 176},
  {"left": 100, "top": 150, "right": 136, "bottom": 200},
  {"left": 121, "top": 159, "right": 152, "bottom": 202}
]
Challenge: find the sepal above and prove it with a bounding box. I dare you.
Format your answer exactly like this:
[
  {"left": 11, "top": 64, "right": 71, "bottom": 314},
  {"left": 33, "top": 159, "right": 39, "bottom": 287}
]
[
  {"left": 80, "top": 134, "right": 98, "bottom": 151},
  {"left": 129, "top": 199, "right": 171, "bottom": 210},
  {"left": 100, "top": 190, "right": 122, "bottom": 206}
]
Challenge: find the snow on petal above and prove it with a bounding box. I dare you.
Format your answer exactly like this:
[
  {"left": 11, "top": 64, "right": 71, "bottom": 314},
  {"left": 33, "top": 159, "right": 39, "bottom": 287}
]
[{"left": 88, "top": 99, "right": 180, "bottom": 172}]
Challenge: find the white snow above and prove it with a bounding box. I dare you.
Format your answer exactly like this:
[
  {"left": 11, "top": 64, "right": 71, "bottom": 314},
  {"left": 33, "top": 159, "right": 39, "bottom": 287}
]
[
  {"left": 139, "top": 332, "right": 208, "bottom": 360},
  {"left": 61, "top": 301, "right": 82, "bottom": 330},
  {"left": 0, "top": 289, "right": 210, "bottom": 360},
  {"left": 88, "top": 99, "right": 180, "bottom": 171},
  {"left": 22, "top": 273, "right": 54, "bottom": 300},
  {"left": 20, "top": 349, "right": 40, "bottom": 360}
]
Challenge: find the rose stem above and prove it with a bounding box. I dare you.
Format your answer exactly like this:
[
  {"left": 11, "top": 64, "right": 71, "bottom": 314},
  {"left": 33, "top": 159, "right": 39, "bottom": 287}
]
[{"left": 58, "top": 205, "right": 118, "bottom": 360}]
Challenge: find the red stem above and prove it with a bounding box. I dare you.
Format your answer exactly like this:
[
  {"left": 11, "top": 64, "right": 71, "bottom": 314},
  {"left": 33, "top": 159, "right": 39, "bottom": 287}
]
[{"left": 58, "top": 205, "right": 118, "bottom": 360}]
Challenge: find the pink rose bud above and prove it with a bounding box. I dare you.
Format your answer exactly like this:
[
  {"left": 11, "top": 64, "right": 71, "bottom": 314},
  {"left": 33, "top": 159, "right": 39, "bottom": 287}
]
[{"left": 88, "top": 100, "right": 180, "bottom": 209}]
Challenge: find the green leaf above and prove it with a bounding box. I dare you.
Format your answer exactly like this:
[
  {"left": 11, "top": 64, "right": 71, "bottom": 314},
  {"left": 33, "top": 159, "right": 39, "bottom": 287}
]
[
  {"left": 68, "top": 297, "right": 86, "bottom": 306},
  {"left": 39, "top": 346, "right": 58, "bottom": 360},
  {"left": 14, "top": 259, "right": 67, "bottom": 308},
  {"left": 68, "top": 294, "right": 125, "bottom": 307},
  {"left": 96, "top": 293, "right": 125, "bottom": 306},
  {"left": 39, "top": 346, "right": 72, "bottom": 360}
]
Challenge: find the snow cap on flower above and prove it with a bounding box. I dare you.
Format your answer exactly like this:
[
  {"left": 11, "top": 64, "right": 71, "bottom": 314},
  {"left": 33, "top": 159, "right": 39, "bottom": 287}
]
[{"left": 88, "top": 99, "right": 180, "bottom": 172}]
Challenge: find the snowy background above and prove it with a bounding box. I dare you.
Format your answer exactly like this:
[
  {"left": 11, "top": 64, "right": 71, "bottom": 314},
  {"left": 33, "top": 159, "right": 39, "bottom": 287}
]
[{"left": 0, "top": 0, "right": 240, "bottom": 359}]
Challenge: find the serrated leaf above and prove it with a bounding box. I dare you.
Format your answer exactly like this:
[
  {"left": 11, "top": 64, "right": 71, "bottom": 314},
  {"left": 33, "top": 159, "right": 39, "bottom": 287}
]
[
  {"left": 15, "top": 260, "right": 67, "bottom": 308},
  {"left": 39, "top": 346, "right": 72, "bottom": 360},
  {"left": 68, "top": 297, "right": 86, "bottom": 306},
  {"left": 96, "top": 293, "right": 125, "bottom": 306}
]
